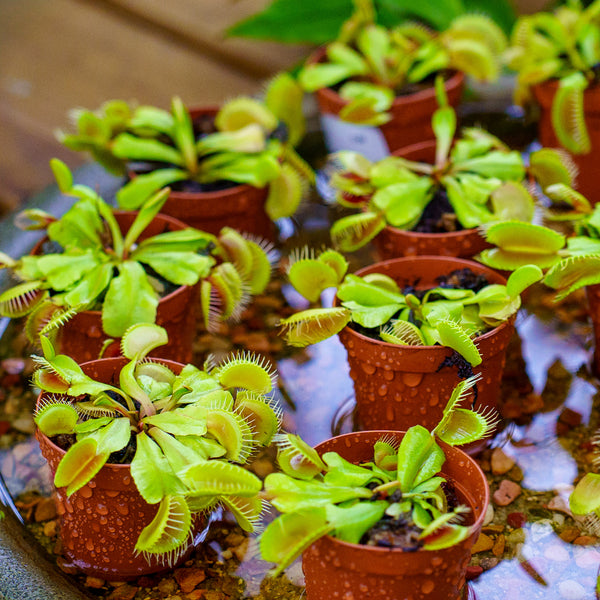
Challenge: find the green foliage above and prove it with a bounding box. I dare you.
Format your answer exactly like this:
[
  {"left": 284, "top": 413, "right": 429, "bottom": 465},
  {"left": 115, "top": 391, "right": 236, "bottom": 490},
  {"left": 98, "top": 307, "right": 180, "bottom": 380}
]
[
  {"left": 57, "top": 76, "right": 313, "bottom": 222},
  {"left": 33, "top": 325, "right": 280, "bottom": 564},
  {"left": 295, "top": 3, "right": 507, "bottom": 124},
  {"left": 477, "top": 202, "right": 600, "bottom": 300},
  {"left": 227, "top": 0, "right": 515, "bottom": 45},
  {"left": 260, "top": 383, "right": 494, "bottom": 574},
  {"left": 507, "top": 1, "right": 600, "bottom": 153},
  {"left": 0, "top": 162, "right": 275, "bottom": 345},
  {"left": 280, "top": 249, "right": 539, "bottom": 364},
  {"left": 327, "top": 102, "right": 578, "bottom": 251}
]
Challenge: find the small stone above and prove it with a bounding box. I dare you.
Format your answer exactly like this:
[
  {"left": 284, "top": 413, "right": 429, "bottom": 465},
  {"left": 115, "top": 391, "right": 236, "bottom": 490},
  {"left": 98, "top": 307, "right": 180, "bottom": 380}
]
[
  {"left": 575, "top": 549, "right": 600, "bottom": 569},
  {"left": 558, "top": 408, "right": 582, "bottom": 428},
  {"left": 203, "top": 592, "right": 227, "bottom": 600},
  {"left": 107, "top": 585, "right": 138, "bottom": 600},
  {"left": 471, "top": 533, "right": 494, "bottom": 553},
  {"left": 506, "top": 528, "right": 526, "bottom": 546},
  {"left": 34, "top": 497, "right": 57, "bottom": 522},
  {"left": 465, "top": 565, "right": 483, "bottom": 580},
  {"left": 493, "top": 480, "right": 522, "bottom": 506},
  {"left": 482, "top": 524, "right": 505, "bottom": 534},
  {"left": 479, "top": 557, "right": 499, "bottom": 570},
  {"left": 558, "top": 580, "right": 586, "bottom": 600},
  {"left": 11, "top": 416, "right": 35, "bottom": 434},
  {"left": 491, "top": 448, "right": 515, "bottom": 475},
  {"left": 186, "top": 591, "right": 204, "bottom": 600},
  {"left": 560, "top": 527, "right": 581, "bottom": 543},
  {"left": 507, "top": 512, "right": 526, "bottom": 529},
  {"left": 43, "top": 520, "right": 57, "bottom": 537},
  {"left": 492, "top": 534, "right": 505, "bottom": 557},
  {"left": 573, "top": 536, "right": 598, "bottom": 546},
  {"left": 157, "top": 578, "right": 178, "bottom": 595},
  {"left": 174, "top": 567, "right": 206, "bottom": 593},
  {"left": 547, "top": 495, "right": 572, "bottom": 516},
  {"left": 482, "top": 503, "right": 494, "bottom": 526},
  {"left": 553, "top": 514, "right": 565, "bottom": 526},
  {"left": 221, "top": 548, "right": 233, "bottom": 560},
  {"left": 85, "top": 576, "right": 105, "bottom": 589},
  {"left": 2, "top": 358, "right": 26, "bottom": 374}
]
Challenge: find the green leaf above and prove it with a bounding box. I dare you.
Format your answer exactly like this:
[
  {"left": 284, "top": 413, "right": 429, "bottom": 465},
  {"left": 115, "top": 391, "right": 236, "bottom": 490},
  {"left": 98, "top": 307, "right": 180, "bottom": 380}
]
[
  {"left": 396, "top": 426, "right": 445, "bottom": 492},
  {"left": 122, "top": 187, "right": 170, "bottom": 252},
  {"left": 432, "top": 107, "right": 456, "bottom": 166},
  {"left": 34, "top": 403, "right": 79, "bottom": 436},
  {"left": 327, "top": 501, "right": 388, "bottom": 544},
  {"left": 47, "top": 199, "right": 104, "bottom": 250},
  {"left": 136, "top": 251, "right": 213, "bottom": 287},
  {"left": 117, "top": 169, "right": 188, "bottom": 210},
  {"left": 260, "top": 509, "right": 333, "bottom": 577},
  {"left": 63, "top": 263, "right": 112, "bottom": 307},
  {"left": 50, "top": 158, "right": 74, "bottom": 193},
  {"left": 322, "top": 451, "right": 381, "bottom": 487},
  {"left": 179, "top": 460, "right": 262, "bottom": 497},
  {"left": 544, "top": 255, "right": 600, "bottom": 300},
  {"left": 35, "top": 252, "right": 101, "bottom": 292},
  {"left": 330, "top": 211, "right": 387, "bottom": 252},
  {"left": 101, "top": 261, "right": 158, "bottom": 337},
  {"left": 372, "top": 179, "right": 433, "bottom": 229},
  {"left": 570, "top": 473, "right": 600, "bottom": 516},
  {"left": 144, "top": 411, "right": 208, "bottom": 437},
  {"left": 455, "top": 151, "right": 525, "bottom": 180},
  {"left": 279, "top": 307, "right": 352, "bottom": 346},
  {"left": 552, "top": 72, "right": 590, "bottom": 154},
  {"left": 131, "top": 431, "right": 187, "bottom": 504},
  {"left": 506, "top": 264, "right": 543, "bottom": 298},
  {"left": 54, "top": 437, "right": 109, "bottom": 496},
  {"left": 86, "top": 417, "right": 131, "bottom": 455},
  {"left": 435, "top": 319, "right": 481, "bottom": 366},
  {"left": 112, "top": 133, "right": 184, "bottom": 166},
  {"left": 171, "top": 97, "right": 197, "bottom": 173}
]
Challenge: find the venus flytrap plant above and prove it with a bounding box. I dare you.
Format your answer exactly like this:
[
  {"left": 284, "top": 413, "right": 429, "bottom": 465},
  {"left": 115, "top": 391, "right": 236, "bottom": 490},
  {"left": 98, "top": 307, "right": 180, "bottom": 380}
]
[
  {"left": 0, "top": 160, "right": 275, "bottom": 347},
  {"left": 327, "top": 91, "right": 579, "bottom": 252},
  {"left": 506, "top": 0, "right": 600, "bottom": 154},
  {"left": 34, "top": 324, "right": 281, "bottom": 564},
  {"left": 278, "top": 247, "right": 542, "bottom": 367},
  {"left": 57, "top": 73, "right": 313, "bottom": 222},
  {"left": 298, "top": 0, "right": 506, "bottom": 126},
  {"left": 259, "top": 376, "right": 496, "bottom": 575}
]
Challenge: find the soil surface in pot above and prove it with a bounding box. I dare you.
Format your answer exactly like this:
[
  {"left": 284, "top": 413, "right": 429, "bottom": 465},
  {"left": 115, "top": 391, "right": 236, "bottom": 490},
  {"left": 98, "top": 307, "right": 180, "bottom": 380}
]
[
  {"left": 361, "top": 480, "right": 464, "bottom": 550},
  {"left": 412, "top": 187, "right": 463, "bottom": 233}
]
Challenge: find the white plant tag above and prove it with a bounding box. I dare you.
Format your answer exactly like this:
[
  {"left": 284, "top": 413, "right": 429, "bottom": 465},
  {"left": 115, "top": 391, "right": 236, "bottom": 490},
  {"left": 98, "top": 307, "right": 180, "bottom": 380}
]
[{"left": 320, "top": 113, "right": 390, "bottom": 161}]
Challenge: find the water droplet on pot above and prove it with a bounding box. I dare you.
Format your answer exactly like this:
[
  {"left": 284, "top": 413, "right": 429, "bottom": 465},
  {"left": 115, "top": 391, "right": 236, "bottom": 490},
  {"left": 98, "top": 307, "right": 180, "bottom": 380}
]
[
  {"left": 79, "top": 486, "right": 92, "bottom": 499},
  {"left": 362, "top": 364, "right": 376, "bottom": 375},
  {"left": 377, "top": 384, "right": 387, "bottom": 397},
  {"left": 429, "top": 395, "right": 439, "bottom": 407},
  {"left": 402, "top": 372, "right": 423, "bottom": 387},
  {"left": 116, "top": 503, "right": 129, "bottom": 516},
  {"left": 122, "top": 475, "right": 131, "bottom": 486},
  {"left": 96, "top": 503, "right": 108, "bottom": 515},
  {"left": 422, "top": 580, "right": 435, "bottom": 594},
  {"left": 383, "top": 370, "right": 394, "bottom": 381},
  {"left": 380, "top": 351, "right": 387, "bottom": 360},
  {"left": 386, "top": 404, "right": 395, "bottom": 422},
  {"left": 85, "top": 538, "right": 95, "bottom": 551}
]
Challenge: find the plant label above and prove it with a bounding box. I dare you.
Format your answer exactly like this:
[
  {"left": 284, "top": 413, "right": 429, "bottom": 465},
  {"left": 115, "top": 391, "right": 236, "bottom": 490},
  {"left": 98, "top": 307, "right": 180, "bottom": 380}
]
[{"left": 320, "top": 114, "right": 390, "bottom": 161}]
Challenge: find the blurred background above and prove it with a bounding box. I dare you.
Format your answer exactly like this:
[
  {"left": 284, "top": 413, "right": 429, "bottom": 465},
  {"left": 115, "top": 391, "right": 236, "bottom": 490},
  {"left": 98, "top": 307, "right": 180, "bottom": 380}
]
[{"left": 0, "top": 0, "right": 554, "bottom": 217}]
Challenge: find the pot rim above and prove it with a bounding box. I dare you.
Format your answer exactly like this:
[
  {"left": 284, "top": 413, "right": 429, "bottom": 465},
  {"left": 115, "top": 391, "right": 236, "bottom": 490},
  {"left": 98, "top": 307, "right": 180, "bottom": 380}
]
[
  {"left": 31, "top": 210, "right": 194, "bottom": 318},
  {"left": 308, "top": 47, "right": 465, "bottom": 108},
  {"left": 336, "top": 254, "right": 511, "bottom": 352},
  {"left": 311, "top": 430, "right": 489, "bottom": 555},
  {"left": 35, "top": 356, "right": 184, "bottom": 469}
]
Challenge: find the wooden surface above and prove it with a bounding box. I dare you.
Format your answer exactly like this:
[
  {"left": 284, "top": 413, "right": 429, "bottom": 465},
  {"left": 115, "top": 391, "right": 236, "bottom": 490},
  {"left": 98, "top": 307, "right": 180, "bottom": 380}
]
[{"left": 0, "top": 0, "right": 306, "bottom": 216}]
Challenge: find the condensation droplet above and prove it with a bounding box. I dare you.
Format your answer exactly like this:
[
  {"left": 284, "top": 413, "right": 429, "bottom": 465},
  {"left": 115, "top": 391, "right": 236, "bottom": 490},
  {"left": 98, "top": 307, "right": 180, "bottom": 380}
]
[
  {"left": 402, "top": 372, "right": 423, "bottom": 387},
  {"left": 422, "top": 580, "right": 435, "bottom": 594}
]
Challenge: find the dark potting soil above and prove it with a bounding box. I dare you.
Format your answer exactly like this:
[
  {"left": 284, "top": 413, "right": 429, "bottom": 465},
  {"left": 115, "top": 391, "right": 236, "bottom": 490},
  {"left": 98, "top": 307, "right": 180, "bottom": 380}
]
[
  {"left": 361, "top": 481, "right": 462, "bottom": 550},
  {"left": 412, "top": 187, "right": 461, "bottom": 234}
]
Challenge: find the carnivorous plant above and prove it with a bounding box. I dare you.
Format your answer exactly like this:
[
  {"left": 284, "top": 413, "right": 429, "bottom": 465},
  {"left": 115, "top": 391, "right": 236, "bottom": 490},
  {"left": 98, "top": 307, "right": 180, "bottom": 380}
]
[
  {"left": 34, "top": 324, "right": 281, "bottom": 563},
  {"left": 506, "top": 0, "right": 600, "bottom": 154},
  {"left": 260, "top": 376, "right": 495, "bottom": 574},
  {"left": 0, "top": 160, "right": 274, "bottom": 343},
  {"left": 57, "top": 73, "right": 313, "bottom": 221},
  {"left": 327, "top": 93, "right": 579, "bottom": 252},
  {"left": 278, "top": 248, "right": 542, "bottom": 366},
  {"left": 298, "top": 0, "right": 507, "bottom": 125}
]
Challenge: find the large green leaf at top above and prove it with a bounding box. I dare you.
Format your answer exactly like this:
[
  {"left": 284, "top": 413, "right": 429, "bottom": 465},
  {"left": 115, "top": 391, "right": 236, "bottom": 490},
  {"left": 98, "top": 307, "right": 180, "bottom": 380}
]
[
  {"left": 84, "top": 417, "right": 131, "bottom": 455},
  {"left": 371, "top": 179, "right": 433, "bottom": 229},
  {"left": 101, "top": 261, "right": 158, "bottom": 337},
  {"left": 343, "top": 300, "right": 404, "bottom": 329},
  {"left": 112, "top": 133, "right": 184, "bottom": 166},
  {"left": 135, "top": 251, "right": 213, "bottom": 286},
  {"left": 322, "top": 452, "right": 382, "bottom": 487},
  {"left": 131, "top": 431, "right": 187, "bottom": 504},
  {"left": 454, "top": 151, "right": 525, "bottom": 181},
  {"left": 135, "top": 229, "right": 216, "bottom": 254},
  {"left": 201, "top": 153, "right": 280, "bottom": 187},
  {"left": 444, "top": 177, "right": 495, "bottom": 229},
  {"left": 143, "top": 411, "right": 208, "bottom": 437},
  {"left": 396, "top": 425, "right": 445, "bottom": 492},
  {"left": 337, "top": 274, "right": 405, "bottom": 306}
]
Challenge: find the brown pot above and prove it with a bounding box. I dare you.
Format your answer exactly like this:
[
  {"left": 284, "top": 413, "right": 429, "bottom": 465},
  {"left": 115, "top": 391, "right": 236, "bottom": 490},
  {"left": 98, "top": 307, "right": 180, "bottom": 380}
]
[
  {"left": 337, "top": 256, "right": 514, "bottom": 451},
  {"left": 310, "top": 47, "right": 464, "bottom": 157},
  {"left": 33, "top": 211, "right": 198, "bottom": 364},
  {"left": 533, "top": 80, "right": 600, "bottom": 205},
  {"left": 302, "top": 430, "right": 489, "bottom": 600},
  {"left": 586, "top": 284, "right": 600, "bottom": 375},
  {"left": 35, "top": 357, "right": 209, "bottom": 579},
  {"left": 373, "top": 141, "right": 490, "bottom": 260},
  {"left": 129, "top": 107, "right": 274, "bottom": 240}
]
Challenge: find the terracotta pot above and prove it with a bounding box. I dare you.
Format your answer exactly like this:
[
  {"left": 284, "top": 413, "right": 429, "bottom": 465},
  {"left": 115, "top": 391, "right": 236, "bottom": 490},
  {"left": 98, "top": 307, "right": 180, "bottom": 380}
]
[
  {"left": 533, "top": 80, "right": 600, "bottom": 205},
  {"left": 337, "top": 256, "right": 514, "bottom": 450},
  {"left": 33, "top": 212, "right": 198, "bottom": 364},
  {"left": 586, "top": 284, "right": 600, "bottom": 375},
  {"left": 35, "top": 357, "right": 209, "bottom": 579},
  {"left": 302, "top": 430, "right": 489, "bottom": 600},
  {"left": 310, "top": 48, "right": 464, "bottom": 159},
  {"left": 373, "top": 141, "right": 490, "bottom": 260},
  {"left": 130, "top": 107, "right": 274, "bottom": 240}
]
